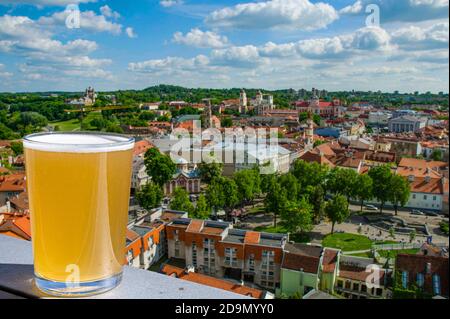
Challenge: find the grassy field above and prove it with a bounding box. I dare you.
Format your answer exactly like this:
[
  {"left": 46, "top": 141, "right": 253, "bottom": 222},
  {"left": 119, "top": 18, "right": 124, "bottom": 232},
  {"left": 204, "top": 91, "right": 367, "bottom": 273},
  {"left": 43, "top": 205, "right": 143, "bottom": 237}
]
[
  {"left": 49, "top": 112, "right": 104, "bottom": 132},
  {"left": 378, "top": 249, "right": 419, "bottom": 259},
  {"left": 49, "top": 119, "right": 81, "bottom": 131},
  {"left": 322, "top": 233, "right": 373, "bottom": 251}
]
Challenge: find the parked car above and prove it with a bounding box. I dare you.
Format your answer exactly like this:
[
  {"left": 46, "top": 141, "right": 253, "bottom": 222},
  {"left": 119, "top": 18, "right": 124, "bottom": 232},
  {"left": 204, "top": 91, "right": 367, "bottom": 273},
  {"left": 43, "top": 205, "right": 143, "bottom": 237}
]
[
  {"left": 411, "top": 210, "right": 425, "bottom": 216},
  {"left": 424, "top": 211, "right": 439, "bottom": 217},
  {"left": 364, "top": 204, "right": 379, "bottom": 211}
]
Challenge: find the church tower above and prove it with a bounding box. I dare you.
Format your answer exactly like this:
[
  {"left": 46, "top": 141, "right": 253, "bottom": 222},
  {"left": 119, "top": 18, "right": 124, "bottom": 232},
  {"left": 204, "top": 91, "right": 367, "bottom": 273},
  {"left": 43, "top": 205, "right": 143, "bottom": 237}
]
[
  {"left": 305, "top": 111, "right": 314, "bottom": 147},
  {"left": 239, "top": 89, "right": 248, "bottom": 114},
  {"left": 203, "top": 99, "right": 213, "bottom": 129}
]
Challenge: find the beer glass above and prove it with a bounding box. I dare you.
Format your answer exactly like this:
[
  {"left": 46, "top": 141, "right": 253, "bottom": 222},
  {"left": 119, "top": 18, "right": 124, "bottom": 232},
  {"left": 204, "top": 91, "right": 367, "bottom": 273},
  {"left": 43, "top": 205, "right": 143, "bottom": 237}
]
[{"left": 23, "top": 132, "right": 135, "bottom": 296}]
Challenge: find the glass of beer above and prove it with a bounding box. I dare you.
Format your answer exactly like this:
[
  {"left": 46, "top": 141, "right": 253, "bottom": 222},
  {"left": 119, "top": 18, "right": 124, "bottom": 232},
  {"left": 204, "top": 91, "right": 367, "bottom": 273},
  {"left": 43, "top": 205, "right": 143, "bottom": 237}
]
[{"left": 23, "top": 132, "right": 135, "bottom": 297}]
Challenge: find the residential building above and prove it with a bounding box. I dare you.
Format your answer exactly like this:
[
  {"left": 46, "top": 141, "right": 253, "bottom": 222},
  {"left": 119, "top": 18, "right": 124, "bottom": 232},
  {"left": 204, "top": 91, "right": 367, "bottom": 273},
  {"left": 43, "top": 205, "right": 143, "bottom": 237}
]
[
  {"left": 335, "top": 256, "right": 389, "bottom": 299},
  {"left": 131, "top": 140, "right": 153, "bottom": 191},
  {"left": 161, "top": 264, "right": 273, "bottom": 299},
  {"left": 0, "top": 213, "right": 31, "bottom": 241},
  {"left": 388, "top": 115, "right": 427, "bottom": 133},
  {"left": 164, "top": 169, "right": 201, "bottom": 195},
  {"left": 395, "top": 253, "right": 449, "bottom": 298},
  {"left": 0, "top": 173, "right": 26, "bottom": 206},
  {"left": 294, "top": 95, "right": 343, "bottom": 119},
  {"left": 278, "top": 243, "right": 322, "bottom": 298},
  {"left": 165, "top": 218, "right": 288, "bottom": 290}
]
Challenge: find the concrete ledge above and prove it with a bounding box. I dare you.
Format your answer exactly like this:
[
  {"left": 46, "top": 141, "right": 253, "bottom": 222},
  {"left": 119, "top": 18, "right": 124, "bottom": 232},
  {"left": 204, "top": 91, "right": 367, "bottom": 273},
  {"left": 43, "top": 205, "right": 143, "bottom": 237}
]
[{"left": 0, "top": 235, "right": 248, "bottom": 299}]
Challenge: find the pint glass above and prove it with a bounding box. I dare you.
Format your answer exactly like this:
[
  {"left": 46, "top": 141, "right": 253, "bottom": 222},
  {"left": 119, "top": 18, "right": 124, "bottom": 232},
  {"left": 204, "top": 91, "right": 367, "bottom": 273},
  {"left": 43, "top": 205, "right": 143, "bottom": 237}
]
[{"left": 23, "top": 132, "right": 135, "bottom": 296}]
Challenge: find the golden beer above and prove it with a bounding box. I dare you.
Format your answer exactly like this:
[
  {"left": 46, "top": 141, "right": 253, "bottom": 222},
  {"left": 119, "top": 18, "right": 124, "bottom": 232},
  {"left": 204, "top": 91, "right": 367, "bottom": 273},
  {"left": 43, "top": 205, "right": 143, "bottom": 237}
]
[{"left": 24, "top": 132, "right": 134, "bottom": 296}]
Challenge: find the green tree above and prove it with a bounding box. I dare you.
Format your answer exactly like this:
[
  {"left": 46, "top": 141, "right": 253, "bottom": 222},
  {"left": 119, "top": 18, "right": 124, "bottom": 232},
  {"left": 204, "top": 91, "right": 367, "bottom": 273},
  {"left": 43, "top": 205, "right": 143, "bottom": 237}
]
[
  {"left": 264, "top": 179, "right": 288, "bottom": 227},
  {"left": 136, "top": 182, "right": 163, "bottom": 210},
  {"left": 327, "top": 167, "right": 359, "bottom": 204},
  {"left": 233, "top": 169, "right": 261, "bottom": 205},
  {"left": 170, "top": 187, "right": 194, "bottom": 215},
  {"left": 292, "top": 160, "right": 329, "bottom": 190},
  {"left": 389, "top": 175, "right": 411, "bottom": 216},
  {"left": 281, "top": 198, "right": 313, "bottom": 235},
  {"left": 368, "top": 165, "right": 393, "bottom": 214},
  {"left": 193, "top": 194, "right": 210, "bottom": 220},
  {"left": 325, "top": 195, "right": 350, "bottom": 234},
  {"left": 205, "top": 176, "right": 239, "bottom": 219},
  {"left": 10, "top": 141, "right": 24, "bottom": 156},
  {"left": 277, "top": 173, "right": 299, "bottom": 201},
  {"left": 144, "top": 148, "right": 177, "bottom": 186},
  {"left": 409, "top": 229, "right": 417, "bottom": 243},
  {"left": 431, "top": 149, "right": 443, "bottom": 161},
  {"left": 355, "top": 174, "right": 373, "bottom": 212},
  {"left": 198, "top": 161, "right": 223, "bottom": 184},
  {"left": 310, "top": 185, "right": 325, "bottom": 223}
]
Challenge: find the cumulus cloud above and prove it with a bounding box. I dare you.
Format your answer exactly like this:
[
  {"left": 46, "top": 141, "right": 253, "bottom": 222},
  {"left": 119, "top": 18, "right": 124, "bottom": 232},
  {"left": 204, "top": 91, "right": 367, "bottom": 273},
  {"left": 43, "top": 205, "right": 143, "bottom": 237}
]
[
  {"left": 126, "top": 27, "right": 137, "bottom": 38},
  {"left": 100, "top": 5, "right": 120, "bottom": 19},
  {"left": 340, "top": 0, "right": 448, "bottom": 23},
  {"left": 0, "top": 64, "right": 13, "bottom": 78},
  {"left": 160, "top": 0, "right": 184, "bottom": 8},
  {"left": 0, "top": 0, "right": 95, "bottom": 6},
  {"left": 0, "top": 14, "right": 112, "bottom": 80},
  {"left": 210, "top": 45, "right": 266, "bottom": 68},
  {"left": 38, "top": 9, "right": 123, "bottom": 35},
  {"left": 205, "top": 0, "right": 339, "bottom": 31},
  {"left": 128, "top": 55, "right": 210, "bottom": 73},
  {"left": 392, "top": 22, "right": 449, "bottom": 50},
  {"left": 172, "top": 28, "right": 229, "bottom": 48}
]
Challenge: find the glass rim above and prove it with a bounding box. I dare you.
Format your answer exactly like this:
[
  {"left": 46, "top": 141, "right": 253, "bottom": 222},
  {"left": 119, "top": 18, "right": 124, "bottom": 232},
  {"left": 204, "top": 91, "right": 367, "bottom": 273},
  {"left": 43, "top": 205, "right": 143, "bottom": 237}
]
[{"left": 23, "top": 131, "right": 135, "bottom": 152}]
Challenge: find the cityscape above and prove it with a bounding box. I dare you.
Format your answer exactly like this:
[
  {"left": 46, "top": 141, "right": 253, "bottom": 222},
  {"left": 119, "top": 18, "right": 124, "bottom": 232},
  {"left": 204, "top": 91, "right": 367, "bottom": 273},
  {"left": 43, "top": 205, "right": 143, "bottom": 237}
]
[{"left": 0, "top": 0, "right": 449, "bottom": 302}]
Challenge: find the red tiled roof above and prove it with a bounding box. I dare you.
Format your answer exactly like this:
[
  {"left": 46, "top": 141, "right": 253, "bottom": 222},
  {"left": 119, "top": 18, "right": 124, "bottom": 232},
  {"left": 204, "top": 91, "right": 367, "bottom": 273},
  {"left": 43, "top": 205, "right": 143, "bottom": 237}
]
[
  {"left": 322, "top": 249, "right": 338, "bottom": 273},
  {"left": 133, "top": 140, "right": 154, "bottom": 156},
  {"left": 339, "top": 265, "right": 386, "bottom": 283},
  {"left": 186, "top": 220, "right": 204, "bottom": 233},
  {"left": 0, "top": 215, "right": 31, "bottom": 241},
  {"left": 161, "top": 264, "right": 265, "bottom": 298},
  {"left": 0, "top": 173, "right": 26, "bottom": 192},
  {"left": 244, "top": 231, "right": 260, "bottom": 245},
  {"left": 282, "top": 252, "right": 320, "bottom": 274}
]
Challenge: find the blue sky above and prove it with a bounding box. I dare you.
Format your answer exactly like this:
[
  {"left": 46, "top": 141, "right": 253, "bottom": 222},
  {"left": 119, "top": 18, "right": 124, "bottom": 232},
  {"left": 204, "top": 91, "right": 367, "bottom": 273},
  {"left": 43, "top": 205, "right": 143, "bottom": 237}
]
[{"left": 0, "top": 0, "right": 448, "bottom": 93}]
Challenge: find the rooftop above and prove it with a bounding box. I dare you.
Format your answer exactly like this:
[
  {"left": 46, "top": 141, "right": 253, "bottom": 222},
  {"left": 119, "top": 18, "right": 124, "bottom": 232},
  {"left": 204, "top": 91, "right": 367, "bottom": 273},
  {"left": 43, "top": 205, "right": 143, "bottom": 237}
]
[{"left": 0, "top": 235, "right": 247, "bottom": 299}]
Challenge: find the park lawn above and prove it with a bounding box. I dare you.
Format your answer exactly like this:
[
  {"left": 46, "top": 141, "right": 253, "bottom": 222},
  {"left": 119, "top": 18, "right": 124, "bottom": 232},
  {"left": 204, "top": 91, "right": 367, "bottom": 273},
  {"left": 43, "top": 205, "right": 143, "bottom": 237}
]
[
  {"left": 322, "top": 233, "right": 373, "bottom": 251},
  {"left": 378, "top": 249, "right": 419, "bottom": 259},
  {"left": 254, "top": 224, "right": 310, "bottom": 243},
  {"left": 49, "top": 119, "right": 81, "bottom": 131}
]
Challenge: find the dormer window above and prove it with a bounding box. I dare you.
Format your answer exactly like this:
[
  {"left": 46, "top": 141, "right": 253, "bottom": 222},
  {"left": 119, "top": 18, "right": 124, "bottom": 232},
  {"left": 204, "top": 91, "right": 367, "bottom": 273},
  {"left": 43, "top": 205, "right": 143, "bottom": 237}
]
[{"left": 408, "top": 175, "right": 415, "bottom": 182}]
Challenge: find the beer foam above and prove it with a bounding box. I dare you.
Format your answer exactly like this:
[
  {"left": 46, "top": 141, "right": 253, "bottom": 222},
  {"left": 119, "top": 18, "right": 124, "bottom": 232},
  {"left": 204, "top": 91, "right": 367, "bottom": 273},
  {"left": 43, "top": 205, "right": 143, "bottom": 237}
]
[{"left": 24, "top": 133, "right": 134, "bottom": 153}]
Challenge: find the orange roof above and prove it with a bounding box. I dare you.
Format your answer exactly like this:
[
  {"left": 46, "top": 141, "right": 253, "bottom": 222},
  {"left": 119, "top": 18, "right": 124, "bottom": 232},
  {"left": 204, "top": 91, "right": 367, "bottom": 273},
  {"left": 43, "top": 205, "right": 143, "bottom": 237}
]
[
  {"left": 322, "top": 249, "right": 338, "bottom": 273},
  {"left": 409, "top": 177, "right": 444, "bottom": 194},
  {"left": 244, "top": 231, "right": 260, "bottom": 245},
  {"left": 396, "top": 167, "right": 442, "bottom": 179},
  {"left": 300, "top": 151, "right": 335, "bottom": 168},
  {"left": 133, "top": 140, "right": 154, "bottom": 156},
  {"left": 186, "top": 220, "right": 204, "bottom": 233},
  {"left": 398, "top": 158, "right": 448, "bottom": 170},
  {"left": 0, "top": 173, "right": 26, "bottom": 192},
  {"left": 161, "top": 264, "right": 264, "bottom": 298},
  {"left": 0, "top": 215, "right": 31, "bottom": 240}
]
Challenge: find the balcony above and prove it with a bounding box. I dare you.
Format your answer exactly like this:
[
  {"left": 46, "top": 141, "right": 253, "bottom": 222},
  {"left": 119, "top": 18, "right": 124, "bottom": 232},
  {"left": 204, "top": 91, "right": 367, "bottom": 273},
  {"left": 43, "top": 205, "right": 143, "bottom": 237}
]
[{"left": 0, "top": 236, "right": 249, "bottom": 299}]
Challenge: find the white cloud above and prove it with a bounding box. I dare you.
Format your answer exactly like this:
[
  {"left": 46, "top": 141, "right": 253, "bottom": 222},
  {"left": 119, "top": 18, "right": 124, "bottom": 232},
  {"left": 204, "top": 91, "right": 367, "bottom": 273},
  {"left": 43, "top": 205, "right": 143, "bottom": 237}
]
[
  {"left": 205, "top": 0, "right": 338, "bottom": 31},
  {"left": 100, "top": 5, "right": 120, "bottom": 19},
  {"left": 392, "top": 22, "right": 449, "bottom": 50},
  {"left": 340, "top": 0, "right": 448, "bottom": 23},
  {"left": 0, "top": 14, "right": 112, "bottom": 80},
  {"left": 128, "top": 55, "right": 210, "bottom": 73},
  {"left": 210, "top": 45, "right": 266, "bottom": 68},
  {"left": 160, "top": 0, "right": 184, "bottom": 8},
  {"left": 0, "top": 64, "right": 13, "bottom": 78},
  {"left": 126, "top": 27, "right": 137, "bottom": 38},
  {"left": 0, "top": 0, "right": 95, "bottom": 6},
  {"left": 38, "top": 9, "right": 123, "bottom": 35},
  {"left": 172, "top": 28, "right": 229, "bottom": 48}
]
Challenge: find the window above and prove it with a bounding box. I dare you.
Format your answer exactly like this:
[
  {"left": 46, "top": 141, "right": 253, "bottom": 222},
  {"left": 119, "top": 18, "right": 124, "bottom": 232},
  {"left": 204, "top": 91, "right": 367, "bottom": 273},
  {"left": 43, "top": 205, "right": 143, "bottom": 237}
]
[
  {"left": 412, "top": 194, "right": 416, "bottom": 199},
  {"left": 432, "top": 275, "right": 441, "bottom": 295},
  {"left": 337, "top": 280, "right": 343, "bottom": 288},
  {"left": 416, "top": 273, "right": 424, "bottom": 288},
  {"left": 345, "top": 281, "right": 351, "bottom": 289},
  {"left": 423, "top": 195, "right": 427, "bottom": 200},
  {"left": 361, "top": 284, "right": 367, "bottom": 293},
  {"left": 353, "top": 283, "right": 360, "bottom": 291},
  {"left": 376, "top": 288, "right": 383, "bottom": 296},
  {"left": 401, "top": 271, "right": 409, "bottom": 289},
  {"left": 433, "top": 196, "right": 437, "bottom": 201},
  {"left": 248, "top": 254, "right": 255, "bottom": 271}
]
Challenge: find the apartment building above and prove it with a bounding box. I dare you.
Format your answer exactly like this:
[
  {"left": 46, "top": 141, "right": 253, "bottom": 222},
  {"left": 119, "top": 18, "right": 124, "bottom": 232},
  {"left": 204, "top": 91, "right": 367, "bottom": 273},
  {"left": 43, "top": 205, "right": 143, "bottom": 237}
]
[{"left": 165, "top": 218, "right": 288, "bottom": 290}]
